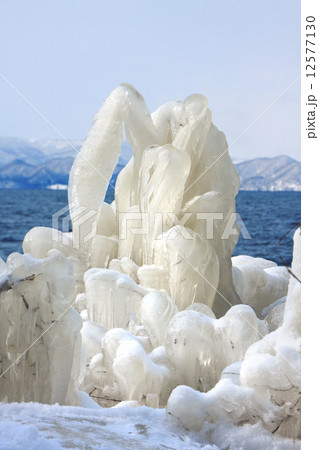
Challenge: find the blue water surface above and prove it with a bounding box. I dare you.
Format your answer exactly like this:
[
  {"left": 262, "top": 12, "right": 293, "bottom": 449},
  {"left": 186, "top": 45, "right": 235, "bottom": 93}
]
[{"left": 0, "top": 189, "right": 300, "bottom": 265}]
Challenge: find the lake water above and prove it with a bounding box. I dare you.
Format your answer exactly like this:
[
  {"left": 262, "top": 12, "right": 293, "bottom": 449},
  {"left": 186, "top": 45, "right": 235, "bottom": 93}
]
[{"left": 0, "top": 189, "right": 301, "bottom": 265}]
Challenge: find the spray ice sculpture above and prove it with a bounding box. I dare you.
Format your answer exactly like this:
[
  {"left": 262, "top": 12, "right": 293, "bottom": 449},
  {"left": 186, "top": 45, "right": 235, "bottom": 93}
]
[{"left": 0, "top": 84, "right": 300, "bottom": 442}]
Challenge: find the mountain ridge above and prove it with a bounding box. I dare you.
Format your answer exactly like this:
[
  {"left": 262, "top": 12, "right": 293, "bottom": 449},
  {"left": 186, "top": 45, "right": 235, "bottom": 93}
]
[
  {"left": 0, "top": 138, "right": 300, "bottom": 191},
  {"left": 235, "top": 155, "right": 300, "bottom": 191}
]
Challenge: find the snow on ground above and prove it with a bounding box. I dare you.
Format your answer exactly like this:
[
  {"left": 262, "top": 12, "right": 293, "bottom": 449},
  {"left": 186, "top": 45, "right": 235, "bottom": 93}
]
[
  {"left": 0, "top": 400, "right": 300, "bottom": 450},
  {"left": 0, "top": 401, "right": 214, "bottom": 450}
]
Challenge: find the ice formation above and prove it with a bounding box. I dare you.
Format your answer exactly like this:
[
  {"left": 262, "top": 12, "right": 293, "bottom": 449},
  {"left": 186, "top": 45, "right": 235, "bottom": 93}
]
[
  {"left": 232, "top": 255, "right": 290, "bottom": 315},
  {"left": 0, "top": 84, "right": 300, "bottom": 446},
  {"left": 0, "top": 250, "right": 81, "bottom": 404},
  {"left": 167, "top": 228, "right": 301, "bottom": 440}
]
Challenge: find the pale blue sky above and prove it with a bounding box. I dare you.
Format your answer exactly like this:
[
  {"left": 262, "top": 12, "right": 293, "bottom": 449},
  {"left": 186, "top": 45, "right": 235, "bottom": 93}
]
[{"left": 0, "top": 0, "right": 300, "bottom": 160}]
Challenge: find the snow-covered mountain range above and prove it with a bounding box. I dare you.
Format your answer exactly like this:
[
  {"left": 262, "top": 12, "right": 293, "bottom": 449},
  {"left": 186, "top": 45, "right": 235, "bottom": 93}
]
[
  {"left": 0, "top": 138, "right": 300, "bottom": 191},
  {"left": 235, "top": 155, "right": 300, "bottom": 191}
]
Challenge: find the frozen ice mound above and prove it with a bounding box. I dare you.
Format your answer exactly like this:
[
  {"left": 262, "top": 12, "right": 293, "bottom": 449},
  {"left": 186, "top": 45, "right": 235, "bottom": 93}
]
[
  {"left": 167, "top": 229, "right": 301, "bottom": 441},
  {"left": 232, "top": 255, "right": 289, "bottom": 314},
  {"left": 0, "top": 250, "right": 82, "bottom": 404},
  {"left": 0, "top": 84, "right": 298, "bottom": 446}
]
